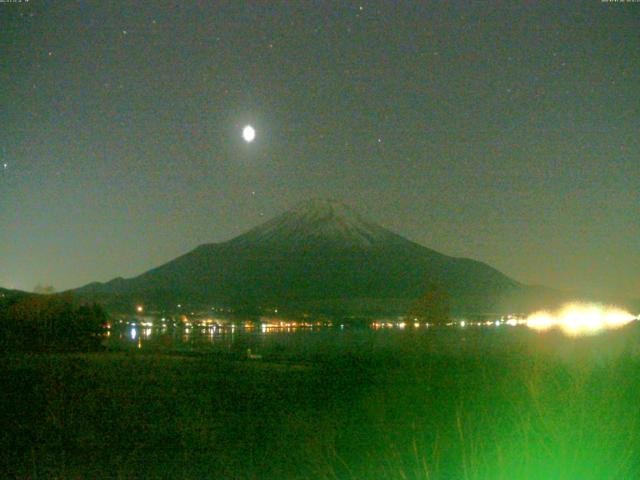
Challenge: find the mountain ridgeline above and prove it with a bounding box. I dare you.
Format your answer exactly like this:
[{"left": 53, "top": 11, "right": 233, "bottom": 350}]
[{"left": 74, "top": 199, "right": 564, "bottom": 315}]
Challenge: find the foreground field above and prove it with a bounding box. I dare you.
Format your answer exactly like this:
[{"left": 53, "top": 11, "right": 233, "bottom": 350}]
[{"left": 2, "top": 341, "right": 640, "bottom": 479}]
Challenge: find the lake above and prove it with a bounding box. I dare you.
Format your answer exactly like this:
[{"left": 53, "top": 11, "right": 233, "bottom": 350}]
[{"left": 105, "top": 319, "right": 640, "bottom": 364}]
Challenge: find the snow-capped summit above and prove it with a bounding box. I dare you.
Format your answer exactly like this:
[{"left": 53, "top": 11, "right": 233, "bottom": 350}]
[{"left": 232, "top": 198, "right": 400, "bottom": 248}]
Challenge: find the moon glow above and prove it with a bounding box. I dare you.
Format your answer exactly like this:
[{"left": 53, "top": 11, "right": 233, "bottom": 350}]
[{"left": 242, "top": 125, "right": 256, "bottom": 143}]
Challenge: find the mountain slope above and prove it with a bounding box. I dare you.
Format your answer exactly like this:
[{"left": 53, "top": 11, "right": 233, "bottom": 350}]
[
  {"left": 0, "top": 287, "right": 29, "bottom": 299},
  {"left": 74, "top": 199, "right": 547, "bottom": 314}
]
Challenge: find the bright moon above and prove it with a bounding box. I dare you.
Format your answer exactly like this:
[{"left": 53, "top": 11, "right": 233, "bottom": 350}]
[{"left": 242, "top": 125, "right": 256, "bottom": 143}]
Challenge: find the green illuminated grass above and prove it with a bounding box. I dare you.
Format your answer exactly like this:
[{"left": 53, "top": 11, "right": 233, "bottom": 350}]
[{"left": 1, "top": 335, "right": 640, "bottom": 479}]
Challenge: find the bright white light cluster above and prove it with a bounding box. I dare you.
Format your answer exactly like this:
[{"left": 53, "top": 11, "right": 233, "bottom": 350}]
[
  {"left": 242, "top": 125, "right": 256, "bottom": 142},
  {"left": 526, "top": 303, "right": 636, "bottom": 336}
]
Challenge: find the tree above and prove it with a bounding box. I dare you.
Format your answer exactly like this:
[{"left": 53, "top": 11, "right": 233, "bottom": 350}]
[
  {"left": 406, "top": 283, "right": 451, "bottom": 324},
  {"left": 0, "top": 294, "right": 107, "bottom": 352}
]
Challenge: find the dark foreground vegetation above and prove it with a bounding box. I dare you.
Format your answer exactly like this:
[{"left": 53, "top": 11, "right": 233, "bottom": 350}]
[
  {"left": 2, "top": 334, "right": 640, "bottom": 479},
  {"left": 0, "top": 295, "right": 106, "bottom": 352}
]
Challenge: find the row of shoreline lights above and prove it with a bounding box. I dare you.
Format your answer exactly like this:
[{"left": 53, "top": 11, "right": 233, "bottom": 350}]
[
  {"left": 373, "top": 304, "right": 637, "bottom": 336},
  {"left": 525, "top": 303, "right": 636, "bottom": 336},
  {"left": 131, "top": 303, "right": 636, "bottom": 337},
  {"left": 456, "top": 303, "right": 637, "bottom": 336}
]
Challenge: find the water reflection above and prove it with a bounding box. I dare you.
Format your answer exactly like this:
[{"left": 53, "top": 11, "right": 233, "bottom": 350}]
[
  {"left": 105, "top": 308, "right": 639, "bottom": 360},
  {"left": 107, "top": 319, "right": 340, "bottom": 353}
]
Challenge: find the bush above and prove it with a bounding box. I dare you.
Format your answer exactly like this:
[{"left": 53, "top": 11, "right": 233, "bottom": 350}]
[{"left": 0, "top": 295, "right": 107, "bottom": 352}]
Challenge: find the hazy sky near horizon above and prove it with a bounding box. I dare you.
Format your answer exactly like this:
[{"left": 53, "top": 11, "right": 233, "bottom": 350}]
[{"left": 1, "top": 1, "right": 638, "bottom": 298}]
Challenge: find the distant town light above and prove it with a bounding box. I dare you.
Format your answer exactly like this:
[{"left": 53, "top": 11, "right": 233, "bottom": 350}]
[{"left": 526, "top": 303, "right": 635, "bottom": 336}]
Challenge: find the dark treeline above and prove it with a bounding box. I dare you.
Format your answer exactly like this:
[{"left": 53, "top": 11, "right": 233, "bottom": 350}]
[{"left": 0, "top": 294, "right": 107, "bottom": 352}]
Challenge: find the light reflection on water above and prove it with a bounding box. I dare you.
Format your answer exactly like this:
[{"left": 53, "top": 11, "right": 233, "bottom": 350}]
[{"left": 105, "top": 319, "right": 640, "bottom": 362}]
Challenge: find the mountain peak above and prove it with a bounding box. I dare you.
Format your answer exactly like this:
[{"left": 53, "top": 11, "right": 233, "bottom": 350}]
[
  {"left": 74, "top": 197, "right": 526, "bottom": 315},
  {"left": 231, "top": 198, "right": 399, "bottom": 248},
  {"left": 291, "top": 197, "right": 354, "bottom": 214},
  {"left": 289, "top": 198, "right": 362, "bottom": 224}
]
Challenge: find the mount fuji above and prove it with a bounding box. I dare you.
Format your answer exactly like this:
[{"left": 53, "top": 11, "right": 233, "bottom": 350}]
[{"left": 73, "top": 199, "right": 558, "bottom": 315}]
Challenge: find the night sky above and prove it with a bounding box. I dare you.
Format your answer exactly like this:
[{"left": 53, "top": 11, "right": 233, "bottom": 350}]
[{"left": 2, "top": 1, "right": 638, "bottom": 298}]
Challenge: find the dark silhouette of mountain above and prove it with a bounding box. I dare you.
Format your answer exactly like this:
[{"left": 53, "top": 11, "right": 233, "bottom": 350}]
[{"left": 73, "top": 199, "right": 566, "bottom": 315}]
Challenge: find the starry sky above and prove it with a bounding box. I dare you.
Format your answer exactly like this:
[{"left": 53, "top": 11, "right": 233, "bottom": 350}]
[{"left": 1, "top": 1, "right": 638, "bottom": 299}]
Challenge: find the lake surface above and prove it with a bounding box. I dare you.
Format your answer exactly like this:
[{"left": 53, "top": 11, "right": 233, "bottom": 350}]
[{"left": 105, "top": 320, "right": 640, "bottom": 363}]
